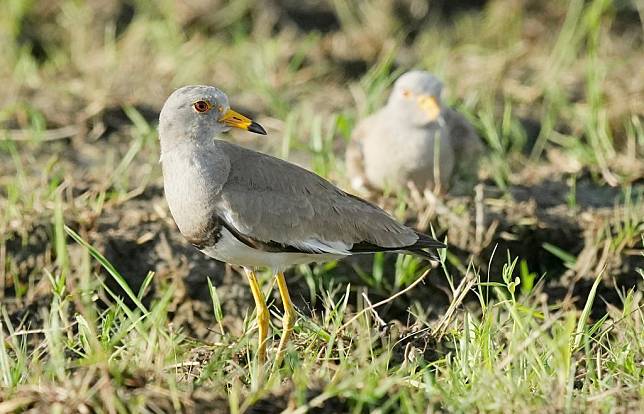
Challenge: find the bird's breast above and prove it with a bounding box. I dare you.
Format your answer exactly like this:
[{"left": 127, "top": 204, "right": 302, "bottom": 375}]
[
  {"left": 161, "top": 147, "right": 222, "bottom": 241},
  {"left": 362, "top": 125, "right": 454, "bottom": 190}
]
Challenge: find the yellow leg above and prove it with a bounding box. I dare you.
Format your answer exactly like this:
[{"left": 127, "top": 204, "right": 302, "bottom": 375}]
[
  {"left": 273, "top": 271, "right": 296, "bottom": 370},
  {"left": 244, "top": 267, "right": 269, "bottom": 363}
]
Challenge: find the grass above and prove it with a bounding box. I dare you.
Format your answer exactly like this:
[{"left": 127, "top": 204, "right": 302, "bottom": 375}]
[{"left": 1, "top": 0, "right": 643, "bottom": 412}]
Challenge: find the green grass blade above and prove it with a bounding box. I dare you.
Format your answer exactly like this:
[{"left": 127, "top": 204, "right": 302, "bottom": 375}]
[{"left": 64, "top": 225, "right": 148, "bottom": 315}]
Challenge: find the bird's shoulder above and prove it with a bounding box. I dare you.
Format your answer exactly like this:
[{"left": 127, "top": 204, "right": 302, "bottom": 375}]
[
  {"left": 214, "top": 139, "right": 343, "bottom": 197},
  {"left": 350, "top": 110, "right": 382, "bottom": 141},
  {"left": 442, "top": 107, "right": 482, "bottom": 151},
  {"left": 352, "top": 109, "right": 399, "bottom": 145}
]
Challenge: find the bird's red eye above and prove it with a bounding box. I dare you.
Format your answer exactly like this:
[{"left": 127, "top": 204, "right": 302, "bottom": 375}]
[{"left": 194, "top": 101, "right": 210, "bottom": 113}]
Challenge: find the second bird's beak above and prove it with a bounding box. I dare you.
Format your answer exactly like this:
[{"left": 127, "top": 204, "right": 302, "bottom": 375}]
[
  {"left": 416, "top": 95, "right": 441, "bottom": 121},
  {"left": 220, "top": 109, "right": 267, "bottom": 135}
]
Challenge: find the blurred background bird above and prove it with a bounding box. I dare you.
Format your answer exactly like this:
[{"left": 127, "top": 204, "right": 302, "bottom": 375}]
[{"left": 346, "top": 70, "right": 484, "bottom": 195}]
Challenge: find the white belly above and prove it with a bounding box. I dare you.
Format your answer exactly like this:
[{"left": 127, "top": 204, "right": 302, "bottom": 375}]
[{"left": 201, "top": 227, "right": 345, "bottom": 270}]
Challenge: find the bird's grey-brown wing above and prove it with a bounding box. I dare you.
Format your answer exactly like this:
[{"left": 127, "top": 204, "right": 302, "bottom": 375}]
[
  {"left": 443, "top": 107, "right": 484, "bottom": 183},
  {"left": 213, "top": 141, "right": 424, "bottom": 255}
]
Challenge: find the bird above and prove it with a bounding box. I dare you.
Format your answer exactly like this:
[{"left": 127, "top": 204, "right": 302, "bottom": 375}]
[
  {"left": 158, "top": 85, "right": 446, "bottom": 368},
  {"left": 346, "top": 70, "right": 483, "bottom": 194}
]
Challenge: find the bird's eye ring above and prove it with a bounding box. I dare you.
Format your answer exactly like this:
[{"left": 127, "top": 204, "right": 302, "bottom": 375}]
[{"left": 193, "top": 100, "right": 210, "bottom": 113}]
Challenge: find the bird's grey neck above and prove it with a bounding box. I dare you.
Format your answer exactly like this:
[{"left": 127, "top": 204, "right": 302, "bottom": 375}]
[
  {"left": 159, "top": 128, "right": 209, "bottom": 157},
  {"left": 158, "top": 116, "right": 217, "bottom": 154},
  {"left": 160, "top": 136, "right": 229, "bottom": 243},
  {"left": 160, "top": 136, "right": 227, "bottom": 185}
]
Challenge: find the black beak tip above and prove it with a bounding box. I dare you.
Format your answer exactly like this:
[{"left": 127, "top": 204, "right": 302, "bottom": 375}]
[{"left": 248, "top": 121, "right": 267, "bottom": 135}]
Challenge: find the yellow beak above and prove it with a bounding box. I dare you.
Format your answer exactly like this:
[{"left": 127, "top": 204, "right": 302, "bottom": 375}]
[
  {"left": 416, "top": 95, "right": 441, "bottom": 121},
  {"left": 219, "top": 109, "right": 267, "bottom": 135}
]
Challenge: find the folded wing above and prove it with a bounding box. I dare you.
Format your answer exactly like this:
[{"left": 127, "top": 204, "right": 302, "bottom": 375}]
[{"left": 213, "top": 141, "right": 444, "bottom": 257}]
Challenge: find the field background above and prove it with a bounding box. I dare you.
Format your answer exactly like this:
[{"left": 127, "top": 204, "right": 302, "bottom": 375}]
[{"left": 0, "top": 0, "right": 642, "bottom": 413}]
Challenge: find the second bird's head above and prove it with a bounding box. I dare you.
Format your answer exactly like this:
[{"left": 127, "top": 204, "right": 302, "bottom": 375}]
[
  {"left": 387, "top": 71, "right": 444, "bottom": 127},
  {"left": 159, "top": 85, "right": 266, "bottom": 147}
]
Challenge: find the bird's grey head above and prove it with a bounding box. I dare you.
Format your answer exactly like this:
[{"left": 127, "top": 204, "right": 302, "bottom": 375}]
[
  {"left": 158, "top": 85, "right": 266, "bottom": 152},
  {"left": 387, "top": 71, "right": 444, "bottom": 126}
]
